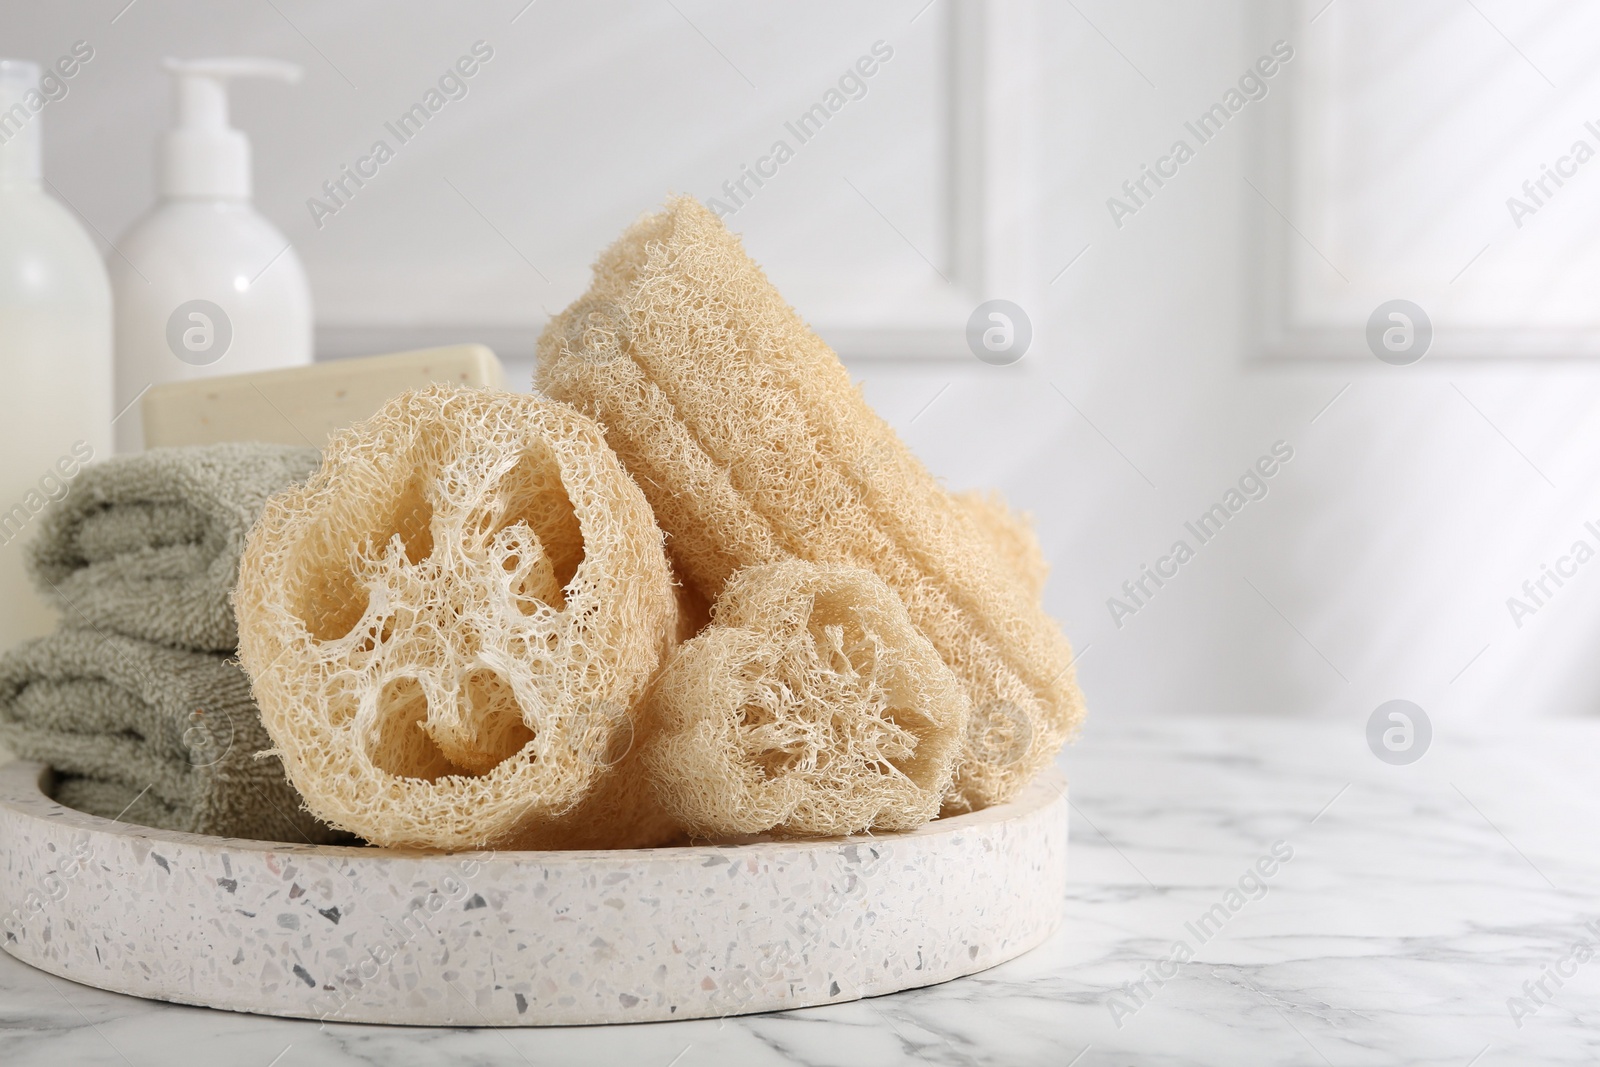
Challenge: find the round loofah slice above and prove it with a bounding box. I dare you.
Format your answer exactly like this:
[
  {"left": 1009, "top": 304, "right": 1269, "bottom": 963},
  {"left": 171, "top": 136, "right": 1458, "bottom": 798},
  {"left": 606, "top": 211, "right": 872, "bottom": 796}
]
[
  {"left": 234, "top": 385, "right": 680, "bottom": 851},
  {"left": 537, "top": 196, "right": 1085, "bottom": 813},
  {"left": 644, "top": 560, "right": 968, "bottom": 838}
]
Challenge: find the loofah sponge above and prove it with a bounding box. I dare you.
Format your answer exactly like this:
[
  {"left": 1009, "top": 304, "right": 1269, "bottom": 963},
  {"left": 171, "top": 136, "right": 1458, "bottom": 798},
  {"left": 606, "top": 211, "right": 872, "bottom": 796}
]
[
  {"left": 537, "top": 196, "right": 1085, "bottom": 813},
  {"left": 645, "top": 560, "right": 967, "bottom": 837},
  {"left": 234, "top": 385, "right": 680, "bottom": 851},
  {"left": 954, "top": 489, "right": 1049, "bottom": 601}
]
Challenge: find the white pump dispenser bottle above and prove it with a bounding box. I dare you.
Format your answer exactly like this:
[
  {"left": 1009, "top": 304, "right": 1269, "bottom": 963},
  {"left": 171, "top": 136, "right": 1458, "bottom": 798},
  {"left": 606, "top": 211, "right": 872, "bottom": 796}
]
[
  {"left": 0, "top": 59, "right": 112, "bottom": 646},
  {"left": 110, "top": 58, "right": 312, "bottom": 452}
]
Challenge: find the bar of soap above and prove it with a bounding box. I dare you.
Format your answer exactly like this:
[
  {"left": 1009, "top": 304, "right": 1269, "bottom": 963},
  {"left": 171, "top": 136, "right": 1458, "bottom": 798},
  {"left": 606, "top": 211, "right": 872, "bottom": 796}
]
[{"left": 139, "top": 345, "right": 506, "bottom": 449}]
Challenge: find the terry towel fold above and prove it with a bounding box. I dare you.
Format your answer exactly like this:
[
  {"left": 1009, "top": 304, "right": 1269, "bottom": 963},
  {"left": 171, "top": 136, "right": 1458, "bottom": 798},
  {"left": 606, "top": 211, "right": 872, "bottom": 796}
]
[
  {"left": 28, "top": 443, "right": 321, "bottom": 652},
  {"left": 0, "top": 627, "right": 345, "bottom": 843}
]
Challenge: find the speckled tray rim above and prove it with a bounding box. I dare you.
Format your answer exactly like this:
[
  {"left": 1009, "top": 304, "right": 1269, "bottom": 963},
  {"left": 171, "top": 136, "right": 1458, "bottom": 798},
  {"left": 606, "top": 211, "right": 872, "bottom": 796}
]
[{"left": 0, "top": 761, "right": 1068, "bottom": 1026}]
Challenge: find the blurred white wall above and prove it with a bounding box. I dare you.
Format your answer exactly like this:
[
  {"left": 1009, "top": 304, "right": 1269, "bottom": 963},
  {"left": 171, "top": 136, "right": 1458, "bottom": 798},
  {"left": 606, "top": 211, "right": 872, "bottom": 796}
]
[{"left": 5, "top": 0, "right": 1600, "bottom": 743}]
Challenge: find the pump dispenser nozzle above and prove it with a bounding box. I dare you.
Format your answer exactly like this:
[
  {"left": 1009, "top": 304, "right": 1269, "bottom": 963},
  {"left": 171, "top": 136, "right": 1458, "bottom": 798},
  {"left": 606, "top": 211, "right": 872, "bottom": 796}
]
[{"left": 160, "top": 57, "right": 300, "bottom": 199}]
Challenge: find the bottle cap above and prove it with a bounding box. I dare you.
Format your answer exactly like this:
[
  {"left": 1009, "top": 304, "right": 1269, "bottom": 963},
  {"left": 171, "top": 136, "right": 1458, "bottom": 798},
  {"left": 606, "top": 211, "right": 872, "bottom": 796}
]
[
  {"left": 161, "top": 57, "right": 300, "bottom": 199},
  {"left": 0, "top": 60, "right": 42, "bottom": 187}
]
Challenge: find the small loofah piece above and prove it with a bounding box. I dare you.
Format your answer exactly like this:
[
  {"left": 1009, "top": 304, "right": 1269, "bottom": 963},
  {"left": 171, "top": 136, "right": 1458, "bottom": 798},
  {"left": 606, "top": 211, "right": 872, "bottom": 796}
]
[
  {"left": 234, "top": 385, "right": 680, "bottom": 851},
  {"left": 644, "top": 560, "right": 968, "bottom": 838},
  {"left": 537, "top": 196, "right": 1085, "bottom": 812},
  {"left": 954, "top": 489, "right": 1049, "bottom": 601}
]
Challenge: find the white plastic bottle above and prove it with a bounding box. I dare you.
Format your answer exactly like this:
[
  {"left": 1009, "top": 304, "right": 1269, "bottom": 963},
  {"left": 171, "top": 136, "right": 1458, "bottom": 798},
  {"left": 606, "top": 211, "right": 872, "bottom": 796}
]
[
  {"left": 0, "top": 59, "right": 112, "bottom": 647},
  {"left": 111, "top": 58, "right": 311, "bottom": 453}
]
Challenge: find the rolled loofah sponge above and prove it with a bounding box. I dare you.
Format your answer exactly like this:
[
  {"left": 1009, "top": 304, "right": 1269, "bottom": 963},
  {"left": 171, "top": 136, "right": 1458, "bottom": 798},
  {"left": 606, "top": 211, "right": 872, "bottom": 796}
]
[
  {"left": 645, "top": 560, "right": 967, "bottom": 838},
  {"left": 537, "top": 196, "right": 1085, "bottom": 812},
  {"left": 234, "top": 385, "right": 680, "bottom": 851},
  {"left": 954, "top": 489, "right": 1049, "bottom": 601}
]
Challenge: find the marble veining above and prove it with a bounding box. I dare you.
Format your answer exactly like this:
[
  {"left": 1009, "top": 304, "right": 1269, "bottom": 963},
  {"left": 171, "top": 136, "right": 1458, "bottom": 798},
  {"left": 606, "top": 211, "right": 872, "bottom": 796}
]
[{"left": 2, "top": 715, "right": 1597, "bottom": 1064}]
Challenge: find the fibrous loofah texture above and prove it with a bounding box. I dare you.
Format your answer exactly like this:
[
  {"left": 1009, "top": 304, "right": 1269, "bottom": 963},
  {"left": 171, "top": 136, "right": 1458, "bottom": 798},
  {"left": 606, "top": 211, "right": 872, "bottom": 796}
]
[
  {"left": 645, "top": 560, "right": 967, "bottom": 838},
  {"left": 234, "top": 385, "right": 680, "bottom": 851},
  {"left": 954, "top": 489, "right": 1049, "bottom": 601},
  {"left": 537, "top": 196, "right": 1085, "bottom": 813}
]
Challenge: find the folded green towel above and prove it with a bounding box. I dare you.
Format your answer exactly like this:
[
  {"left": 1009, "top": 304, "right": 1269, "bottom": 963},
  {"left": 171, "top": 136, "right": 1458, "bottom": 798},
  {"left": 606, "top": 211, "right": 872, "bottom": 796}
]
[
  {"left": 28, "top": 443, "right": 321, "bottom": 652},
  {"left": 0, "top": 627, "right": 346, "bottom": 843}
]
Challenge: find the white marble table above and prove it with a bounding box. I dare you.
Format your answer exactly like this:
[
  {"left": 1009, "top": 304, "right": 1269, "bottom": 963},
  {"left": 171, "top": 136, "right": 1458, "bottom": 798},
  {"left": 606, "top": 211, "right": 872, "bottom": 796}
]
[{"left": 3, "top": 715, "right": 1596, "bottom": 1065}]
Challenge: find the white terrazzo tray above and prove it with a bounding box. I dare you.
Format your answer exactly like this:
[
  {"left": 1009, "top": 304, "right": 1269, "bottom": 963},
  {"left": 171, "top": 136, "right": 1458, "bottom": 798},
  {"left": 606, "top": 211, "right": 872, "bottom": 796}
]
[{"left": 0, "top": 761, "right": 1067, "bottom": 1025}]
